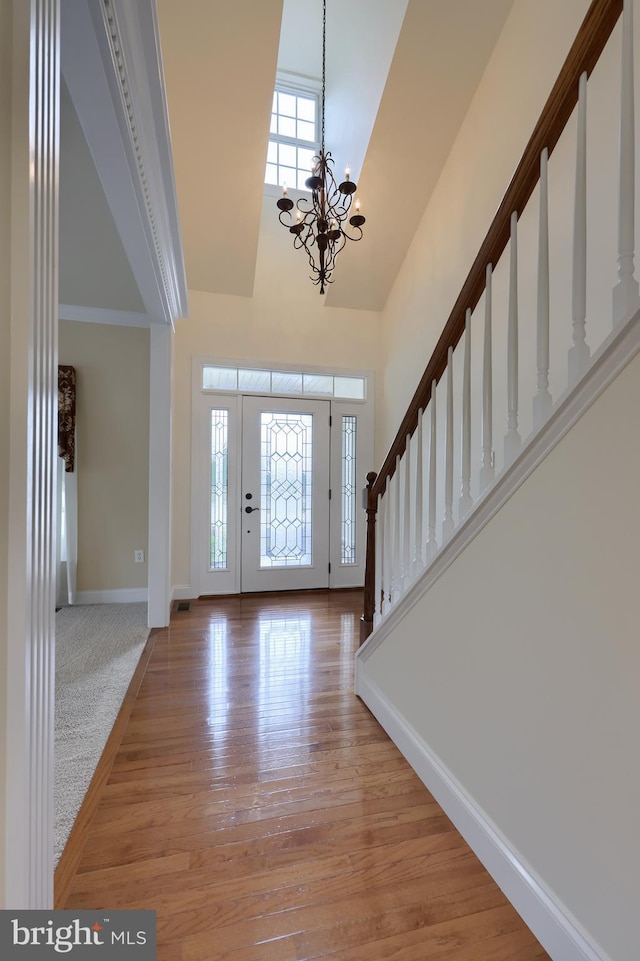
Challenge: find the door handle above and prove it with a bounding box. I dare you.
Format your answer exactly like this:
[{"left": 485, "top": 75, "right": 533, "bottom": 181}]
[{"left": 245, "top": 506, "right": 260, "bottom": 513}]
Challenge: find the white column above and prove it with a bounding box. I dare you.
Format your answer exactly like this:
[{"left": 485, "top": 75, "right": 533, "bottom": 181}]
[
  {"left": 569, "top": 71, "right": 590, "bottom": 386},
  {"left": 504, "top": 212, "right": 521, "bottom": 465},
  {"left": 443, "top": 347, "right": 455, "bottom": 541},
  {"left": 534, "top": 148, "right": 553, "bottom": 429},
  {"left": 479, "top": 264, "right": 495, "bottom": 492},
  {"left": 413, "top": 408, "right": 424, "bottom": 575},
  {"left": 613, "top": 0, "right": 640, "bottom": 326},
  {"left": 459, "top": 309, "right": 473, "bottom": 520},
  {"left": 148, "top": 325, "right": 174, "bottom": 628},
  {"left": 426, "top": 381, "right": 438, "bottom": 561},
  {"left": 4, "top": 0, "right": 60, "bottom": 908}
]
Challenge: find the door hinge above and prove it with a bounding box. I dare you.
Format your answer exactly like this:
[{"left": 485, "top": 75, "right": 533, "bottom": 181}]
[
  {"left": 329, "top": 415, "right": 332, "bottom": 427},
  {"left": 328, "top": 488, "right": 332, "bottom": 500},
  {"left": 328, "top": 562, "right": 331, "bottom": 574}
]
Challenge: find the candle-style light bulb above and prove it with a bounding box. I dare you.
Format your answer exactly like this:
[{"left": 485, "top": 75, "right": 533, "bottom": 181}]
[
  {"left": 282, "top": 183, "right": 288, "bottom": 197},
  {"left": 345, "top": 166, "right": 351, "bottom": 180},
  {"left": 296, "top": 210, "right": 302, "bottom": 223},
  {"left": 355, "top": 199, "right": 361, "bottom": 213}
]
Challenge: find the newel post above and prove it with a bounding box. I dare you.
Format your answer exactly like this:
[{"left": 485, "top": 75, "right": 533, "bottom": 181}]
[{"left": 360, "top": 471, "right": 378, "bottom": 645}]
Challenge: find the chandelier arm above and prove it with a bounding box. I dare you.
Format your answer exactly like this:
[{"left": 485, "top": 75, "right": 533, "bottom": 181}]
[{"left": 340, "top": 225, "right": 365, "bottom": 243}]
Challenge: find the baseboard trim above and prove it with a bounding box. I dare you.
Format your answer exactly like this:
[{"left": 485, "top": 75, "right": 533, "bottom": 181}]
[
  {"left": 74, "top": 588, "right": 148, "bottom": 604},
  {"left": 355, "top": 668, "right": 610, "bottom": 961},
  {"left": 172, "top": 585, "right": 194, "bottom": 601}
]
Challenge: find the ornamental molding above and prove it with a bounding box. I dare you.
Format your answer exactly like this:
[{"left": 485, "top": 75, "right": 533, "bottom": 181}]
[{"left": 97, "top": 0, "right": 188, "bottom": 325}]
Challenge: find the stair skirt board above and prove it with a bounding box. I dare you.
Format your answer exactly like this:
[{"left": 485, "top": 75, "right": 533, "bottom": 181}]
[{"left": 355, "top": 669, "right": 609, "bottom": 961}]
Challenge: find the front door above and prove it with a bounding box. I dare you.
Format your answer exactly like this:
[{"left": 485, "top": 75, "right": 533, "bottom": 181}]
[
  {"left": 192, "top": 373, "right": 371, "bottom": 598},
  {"left": 240, "top": 396, "right": 330, "bottom": 592}
]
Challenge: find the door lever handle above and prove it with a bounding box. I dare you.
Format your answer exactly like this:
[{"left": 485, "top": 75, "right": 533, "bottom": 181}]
[{"left": 244, "top": 506, "right": 260, "bottom": 513}]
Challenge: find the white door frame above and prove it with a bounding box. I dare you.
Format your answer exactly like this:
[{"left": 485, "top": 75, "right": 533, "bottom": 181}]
[
  {"left": 190, "top": 357, "right": 374, "bottom": 598},
  {"left": 147, "top": 326, "right": 174, "bottom": 628}
]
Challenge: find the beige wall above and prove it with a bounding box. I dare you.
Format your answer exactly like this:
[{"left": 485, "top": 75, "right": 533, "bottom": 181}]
[
  {"left": 59, "top": 321, "right": 150, "bottom": 593},
  {"left": 361, "top": 350, "right": 640, "bottom": 961},
  {"left": 171, "top": 197, "right": 382, "bottom": 590},
  {"left": 0, "top": 0, "right": 12, "bottom": 907}
]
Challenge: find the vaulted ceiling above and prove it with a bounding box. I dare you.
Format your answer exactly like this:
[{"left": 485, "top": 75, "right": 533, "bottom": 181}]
[{"left": 60, "top": 0, "right": 516, "bottom": 321}]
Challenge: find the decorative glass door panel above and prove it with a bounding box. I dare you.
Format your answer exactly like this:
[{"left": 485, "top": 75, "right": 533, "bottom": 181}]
[
  {"left": 241, "top": 397, "right": 330, "bottom": 592},
  {"left": 260, "top": 411, "right": 313, "bottom": 567},
  {"left": 210, "top": 408, "right": 229, "bottom": 570}
]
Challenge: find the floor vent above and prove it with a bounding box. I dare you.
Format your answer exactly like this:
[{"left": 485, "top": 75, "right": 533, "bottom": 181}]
[{"left": 174, "top": 600, "right": 192, "bottom": 613}]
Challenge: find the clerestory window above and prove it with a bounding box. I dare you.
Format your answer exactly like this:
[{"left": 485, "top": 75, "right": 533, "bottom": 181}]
[{"left": 265, "top": 83, "right": 320, "bottom": 192}]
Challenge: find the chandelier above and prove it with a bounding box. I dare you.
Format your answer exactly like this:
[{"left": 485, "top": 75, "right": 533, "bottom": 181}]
[{"left": 276, "top": 0, "right": 365, "bottom": 294}]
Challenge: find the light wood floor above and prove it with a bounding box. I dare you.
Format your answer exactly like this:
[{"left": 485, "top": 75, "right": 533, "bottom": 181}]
[{"left": 61, "top": 590, "right": 550, "bottom": 961}]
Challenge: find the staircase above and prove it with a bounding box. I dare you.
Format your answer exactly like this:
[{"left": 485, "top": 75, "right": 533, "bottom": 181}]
[{"left": 356, "top": 2, "right": 640, "bottom": 960}]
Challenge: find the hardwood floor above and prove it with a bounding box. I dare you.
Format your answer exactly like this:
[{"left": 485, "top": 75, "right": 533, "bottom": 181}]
[{"left": 62, "top": 590, "right": 550, "bottom": 961}]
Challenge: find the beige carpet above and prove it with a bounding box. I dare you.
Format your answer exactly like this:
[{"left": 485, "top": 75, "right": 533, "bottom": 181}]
[{"left": 55, "top": 603, "right": 150, "bottom": 865}]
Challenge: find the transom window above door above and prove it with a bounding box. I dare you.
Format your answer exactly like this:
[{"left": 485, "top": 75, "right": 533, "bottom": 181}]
[{"left": 201, "top": 363, "right": 366, "bottom": 401}]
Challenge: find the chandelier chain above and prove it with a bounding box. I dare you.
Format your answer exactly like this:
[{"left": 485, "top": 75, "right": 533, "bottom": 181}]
[{"left": 321, "top": 0, "right": 326, "bottom": 153}]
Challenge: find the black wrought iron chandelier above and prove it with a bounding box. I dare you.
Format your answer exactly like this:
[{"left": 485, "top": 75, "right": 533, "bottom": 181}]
[{"left": 276, "top": 0, "right": 365, "bottom": 294}]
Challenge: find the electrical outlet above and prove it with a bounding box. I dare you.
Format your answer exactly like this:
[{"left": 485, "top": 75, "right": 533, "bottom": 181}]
[{"left": 134, "top": 550, "right": 145, "bottom": 563}]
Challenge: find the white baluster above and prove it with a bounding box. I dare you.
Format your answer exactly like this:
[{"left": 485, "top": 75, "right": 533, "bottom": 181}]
[
  {"left": 374, "top": 492, "right": 383, "bottom": 626},
  {"left": 479, "top": 264, "right": 495, "bottom": 492},
  {"left": 569, "top": 71, "right": 590, "bottom": 386},
  {"left": 413, "top": 408, "right": 424, "bottom": 576},
  {"left": 388, "top": 472, "right": 396, "bottom": 606},
  {"left": 443, "top": 347, "right": 455, "bottom": 541},
  {"left": 402, "top": 434, "right": 411, "bottom": 590},
  {"left": 393, "top": 454, "right": 401, "bottom": 600},
  {"left": 459, "top": 309, "right": 473, "bottom": 520},
  {"left": 613, "top": 0, "right": 640, "bottom": 326},
  {"left": 426, "top": 381, "right": 438, "bottom": 561},
  {"left": 534, "top": 148, "right": 553, "bottom": 428},
  {"left": 381, "top": 489, "right": 390, "bottom": 617},
  {"left": 504, "top": 211, "right": 521, "bottom": 465}
]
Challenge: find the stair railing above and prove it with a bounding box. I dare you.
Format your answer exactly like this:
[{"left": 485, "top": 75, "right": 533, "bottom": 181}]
[{"left": 361, "top": 0, "right": 639, "bottom": 642}]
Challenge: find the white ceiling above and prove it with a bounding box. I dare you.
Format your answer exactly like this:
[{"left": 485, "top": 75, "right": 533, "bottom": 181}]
[{"left": 60, "top": 0, "right": 516, "bottom": 318}]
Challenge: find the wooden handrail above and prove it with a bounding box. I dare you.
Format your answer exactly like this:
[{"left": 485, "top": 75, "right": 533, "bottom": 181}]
[{"left": 371, "top": 0, "right": 622, "bottom": 502}]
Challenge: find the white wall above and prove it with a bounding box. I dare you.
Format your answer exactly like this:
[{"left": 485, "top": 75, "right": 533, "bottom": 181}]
[
  {"left": 171, "top": 196, "right": 382, "bottom": 592},
  {"left": 0, "top": 0, "right": 12, "bottom": 907},
  {"left": 359, "top": 349, "right": 640, "bottom": 961}
]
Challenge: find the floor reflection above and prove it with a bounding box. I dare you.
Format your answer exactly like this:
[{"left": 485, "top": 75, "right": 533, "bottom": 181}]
[
  {"left": 205, "top": 619, "right": 228, "bottom": 729},
  {"left": 258, "top": 613, "right": 311, "bottom": 737}
]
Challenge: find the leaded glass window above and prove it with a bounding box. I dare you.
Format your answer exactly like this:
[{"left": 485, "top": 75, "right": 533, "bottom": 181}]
[
  {"left": 210, "top": 409, "right": 229, "bottom": 569},
  {"left": 341, "top": 415, "right": 357, "bottom": 564},
  {"left": 260, "top": 411, "right": 313, "bottom": 567}
]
